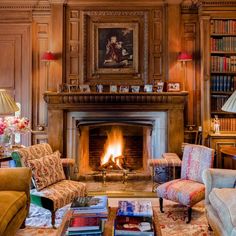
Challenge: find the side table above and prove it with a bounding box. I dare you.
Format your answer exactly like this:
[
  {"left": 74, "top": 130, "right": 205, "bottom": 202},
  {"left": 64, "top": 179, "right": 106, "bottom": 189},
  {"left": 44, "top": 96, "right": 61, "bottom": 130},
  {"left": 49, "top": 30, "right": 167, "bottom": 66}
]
[
  {"left": 220, "top": 146, "right": 236, "bottom": 169},
  {"left": 0, "top": 156, "right": 12, "bottom": 167}
]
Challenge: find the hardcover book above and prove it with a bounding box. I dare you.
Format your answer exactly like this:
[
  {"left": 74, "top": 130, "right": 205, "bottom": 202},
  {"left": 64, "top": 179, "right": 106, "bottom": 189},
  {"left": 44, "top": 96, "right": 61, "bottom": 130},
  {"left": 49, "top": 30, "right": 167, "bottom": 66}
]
[
  {"left": 115, "top": 216, "right": 154, "bottom": 236},
  {"left": 117, "top": 200, "right": 153, "bottom": 217},
  {"left": 68, "top": 216, "right": 101, "bottom": 231}
]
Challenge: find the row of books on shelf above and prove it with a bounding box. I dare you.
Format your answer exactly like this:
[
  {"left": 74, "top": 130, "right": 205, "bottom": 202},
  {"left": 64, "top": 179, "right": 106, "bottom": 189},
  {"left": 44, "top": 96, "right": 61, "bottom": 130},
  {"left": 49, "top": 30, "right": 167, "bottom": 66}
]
[
  {"left": 211, "top": 95, "right": 229, "bottom": 111},
  {"left": 211, "top": 56, "right": 236, "bottom": 72},
  {"left": 66, "top": 195, "right": 108, "bottom": 236},
  {"left": 213, "top": 117, "right": 236, "bottom": 131},
  {"left": 211, "top": 37, "right": 236, "bottom": 52},
  {"left": 114, "top": 200, "right": 154, "bottom": 236},
  {"left": 211, "top": 19, "right": 236, "bottom": 34},
  {"left": 211, "top": 75, "right": 235, "bottom": 92}
]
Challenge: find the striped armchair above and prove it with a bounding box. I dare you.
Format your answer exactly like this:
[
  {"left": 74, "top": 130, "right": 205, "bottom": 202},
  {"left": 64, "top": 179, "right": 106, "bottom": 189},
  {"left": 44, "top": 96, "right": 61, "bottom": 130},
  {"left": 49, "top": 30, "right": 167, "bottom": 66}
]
[{"left": 156, "top": 144, "right": 214, "bottom": 223}]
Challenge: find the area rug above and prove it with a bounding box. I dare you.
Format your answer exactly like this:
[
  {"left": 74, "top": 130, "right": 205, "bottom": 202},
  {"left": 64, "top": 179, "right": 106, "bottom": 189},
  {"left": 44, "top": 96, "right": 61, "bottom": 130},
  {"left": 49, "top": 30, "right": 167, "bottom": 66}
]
[
  {"left": 155, "top": 200, "right": 214, "bottom": 236},
  {"left": 16, "top": 204, "right": 69, "bottom": 236},
  {"left": 16, "top": 200, "right": 214, "bottom": 236}
]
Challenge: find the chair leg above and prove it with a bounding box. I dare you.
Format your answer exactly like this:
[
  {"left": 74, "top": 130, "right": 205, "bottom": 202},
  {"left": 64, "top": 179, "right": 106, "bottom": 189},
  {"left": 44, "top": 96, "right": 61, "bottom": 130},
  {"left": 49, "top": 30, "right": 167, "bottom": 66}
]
[
  {"left": 20, "top": 219, "right": 26, "bottom": 229},
  {"left": 208, "top": 224, "right": 213, "bottom": 231},
  {"left": 159, "top": 197, "right": 164, "bottom": 213},
  {"left": 186, "top": 207, "right": 192, "bottom": 223},
  {"left": 51, "top": 211, "right": 56, "bottom": 229}
]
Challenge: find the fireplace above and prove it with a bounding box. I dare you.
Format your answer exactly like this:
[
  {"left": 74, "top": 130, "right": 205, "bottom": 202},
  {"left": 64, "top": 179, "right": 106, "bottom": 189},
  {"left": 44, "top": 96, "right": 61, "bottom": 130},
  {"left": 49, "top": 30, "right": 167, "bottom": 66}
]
[
  {"left": 44, "top": 92, "right": 187, "bottom": 179},
  {"left": 66, "top": 111, "right": 167, "bottom": 176}
]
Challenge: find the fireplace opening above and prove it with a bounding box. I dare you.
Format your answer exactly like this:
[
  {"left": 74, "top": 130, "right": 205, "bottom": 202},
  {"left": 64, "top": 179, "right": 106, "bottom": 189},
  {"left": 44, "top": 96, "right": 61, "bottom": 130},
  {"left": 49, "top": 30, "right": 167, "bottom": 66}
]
[{"left": 89, "top": 125, "right": 144, "bottom": 171}]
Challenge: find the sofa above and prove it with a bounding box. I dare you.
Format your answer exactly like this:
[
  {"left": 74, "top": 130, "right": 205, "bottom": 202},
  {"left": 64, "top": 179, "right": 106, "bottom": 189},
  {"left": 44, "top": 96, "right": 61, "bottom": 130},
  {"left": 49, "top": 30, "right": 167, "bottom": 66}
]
[
  {"left": 0, "top": 167, "right": 31, "bottom": 236},
  {"left": 202, "top": 168, "right": 236, "bottom": 236}
]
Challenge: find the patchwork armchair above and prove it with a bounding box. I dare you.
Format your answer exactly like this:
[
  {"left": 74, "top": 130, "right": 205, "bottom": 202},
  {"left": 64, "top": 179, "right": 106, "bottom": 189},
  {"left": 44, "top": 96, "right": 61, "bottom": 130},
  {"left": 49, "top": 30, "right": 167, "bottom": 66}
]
[
  {"left": 11, "top": 143, "right": 87, "bottom": 228},
  {"left": 203, "top": 168, "right": 236, "bottom": 236},
  {"left": 156, "top": 144, "right": 214, "bottom": 223}
]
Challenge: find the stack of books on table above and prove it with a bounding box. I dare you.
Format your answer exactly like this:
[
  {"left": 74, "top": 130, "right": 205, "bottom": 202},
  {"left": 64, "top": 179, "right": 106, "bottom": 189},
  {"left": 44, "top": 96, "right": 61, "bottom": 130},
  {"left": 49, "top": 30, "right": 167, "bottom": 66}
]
[
  {"left": 66, "top": 195, "right": 108, "bottom": 236},
  {"left": 114, "top": 200, "right": 154, "bottom": 236}
]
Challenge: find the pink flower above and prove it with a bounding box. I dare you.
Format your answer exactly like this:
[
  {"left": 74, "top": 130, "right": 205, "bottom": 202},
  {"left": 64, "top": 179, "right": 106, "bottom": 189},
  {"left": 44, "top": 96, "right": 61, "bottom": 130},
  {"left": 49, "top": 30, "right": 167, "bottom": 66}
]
[{"left": 0, "top": 117, "right": 30, "bottom": 135}]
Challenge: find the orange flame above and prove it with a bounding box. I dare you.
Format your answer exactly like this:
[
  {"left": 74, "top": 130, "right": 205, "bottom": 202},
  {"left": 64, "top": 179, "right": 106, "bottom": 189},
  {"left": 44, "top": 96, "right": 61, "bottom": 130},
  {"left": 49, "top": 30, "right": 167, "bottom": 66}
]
[{"left": 101, "top": 127, "right": 124, "bottom": 168}]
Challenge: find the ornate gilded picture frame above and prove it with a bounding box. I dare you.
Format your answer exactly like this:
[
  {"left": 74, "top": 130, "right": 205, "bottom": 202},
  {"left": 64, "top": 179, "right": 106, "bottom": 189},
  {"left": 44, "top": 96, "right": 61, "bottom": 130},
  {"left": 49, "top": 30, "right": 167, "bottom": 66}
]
[{"left": 91, "top": 22, "right": 139, "bottom": 75}]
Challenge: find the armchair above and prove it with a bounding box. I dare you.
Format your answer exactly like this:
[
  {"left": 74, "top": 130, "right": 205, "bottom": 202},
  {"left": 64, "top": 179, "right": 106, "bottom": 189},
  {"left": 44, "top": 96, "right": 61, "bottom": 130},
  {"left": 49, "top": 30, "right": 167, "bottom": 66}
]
[
  {"left": 156, "top": 144, "right": 214, "bottom": 223},
  {"left": 11, "top": 143, "right": 87, "bottom": 228},
  {"left": 202, "top": 168, "right": 236, "bottom": 236},
  {"left": 0, "top": 167, "right": 31, "bottom": 236}
]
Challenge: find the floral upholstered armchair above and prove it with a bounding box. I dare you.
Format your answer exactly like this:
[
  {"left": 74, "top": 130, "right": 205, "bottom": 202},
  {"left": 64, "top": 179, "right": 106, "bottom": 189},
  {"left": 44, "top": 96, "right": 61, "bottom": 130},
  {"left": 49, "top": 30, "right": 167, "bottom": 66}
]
[
  {"left": 11, "top": 143, "right": 87, "bottom": 228},
  {"left": 156, "top": 144, "right": 214, "bottom": 223}
]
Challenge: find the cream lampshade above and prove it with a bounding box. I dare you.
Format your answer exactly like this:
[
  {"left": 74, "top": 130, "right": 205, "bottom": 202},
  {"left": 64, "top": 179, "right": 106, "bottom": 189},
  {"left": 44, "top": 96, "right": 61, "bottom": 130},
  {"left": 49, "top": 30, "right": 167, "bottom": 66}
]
[
  {"left": 0, "top": 89, "right": 19, "bottom": 114},
  {"left": 222, "top": 90, "right": 236, "bottom": 113}
]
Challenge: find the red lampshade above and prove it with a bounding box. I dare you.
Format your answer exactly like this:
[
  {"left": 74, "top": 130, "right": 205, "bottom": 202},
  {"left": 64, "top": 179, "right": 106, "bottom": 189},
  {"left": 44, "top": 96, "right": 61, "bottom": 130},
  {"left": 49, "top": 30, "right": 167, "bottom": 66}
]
[
  {"left": 41, "top": 51, "right": 56, "bottom": 61},
  {"left": 177, "top": 52, "right": 192, "bottom": 62}
]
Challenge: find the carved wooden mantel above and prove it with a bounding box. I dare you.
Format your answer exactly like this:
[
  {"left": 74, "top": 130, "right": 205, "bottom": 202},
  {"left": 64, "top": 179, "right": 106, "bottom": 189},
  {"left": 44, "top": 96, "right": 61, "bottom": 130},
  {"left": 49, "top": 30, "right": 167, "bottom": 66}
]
[{"left": 44, "top": 92, "right": 188, "bottom": 156}]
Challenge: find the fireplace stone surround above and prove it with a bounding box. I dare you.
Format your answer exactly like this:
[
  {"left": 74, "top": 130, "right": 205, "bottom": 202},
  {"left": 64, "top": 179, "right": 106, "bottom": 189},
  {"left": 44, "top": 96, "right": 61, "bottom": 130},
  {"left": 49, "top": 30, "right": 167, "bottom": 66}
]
[
  {"left": 67, "top": 111, "right": 167, "bottom": 175},
  {"left": 44, "top": 92, "right": 187, "bottom": 177}
]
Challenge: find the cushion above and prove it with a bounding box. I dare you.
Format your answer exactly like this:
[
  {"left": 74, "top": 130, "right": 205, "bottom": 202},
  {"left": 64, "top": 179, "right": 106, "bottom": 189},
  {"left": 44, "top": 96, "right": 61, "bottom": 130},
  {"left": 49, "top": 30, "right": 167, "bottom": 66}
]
[
  {"left": 0, "top": 191, "right": 27, "bottom": 235},
  {"left": 157, "top": 179, "right": 205, "bottom": 207},
  {"left": 17, "top": 143, "right": 53, "bottom": 167},
  {"left": 28, "top": 151, "right": 65, "bottom": 191},
  {"left": 181, "top": 145, "right": 214, "bottom": 183},
  {"left": 209, "top": 188, "right": 236, "bottom": 235},
  {"left": 30, "top": 180, "right": 87, "bottom": 210}
]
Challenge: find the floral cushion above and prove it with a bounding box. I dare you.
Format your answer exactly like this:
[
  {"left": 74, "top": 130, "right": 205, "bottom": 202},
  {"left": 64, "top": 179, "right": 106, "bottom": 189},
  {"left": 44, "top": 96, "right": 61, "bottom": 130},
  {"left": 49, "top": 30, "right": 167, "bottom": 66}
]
[
  {"left": 18, "top": 143, "right": 53, "bottom": 167},
  {"left": 30, "top": 180, "right": 87, "bottom": 210},
  {"left": 157, "top": 179, "right": 205, "bottom": 207},
  {"left": 28, "top": 151, "right": 65, "bottom": 191},
  {"left": 181, "top": 144, "right": 214, "bottom": 183}
]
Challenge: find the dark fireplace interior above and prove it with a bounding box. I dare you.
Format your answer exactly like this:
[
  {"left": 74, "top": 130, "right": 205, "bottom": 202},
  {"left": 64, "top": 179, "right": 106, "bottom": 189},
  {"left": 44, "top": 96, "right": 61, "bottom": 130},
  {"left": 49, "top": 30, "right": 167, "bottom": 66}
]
[{"left": 89, "top": 124, "right": 143, "bottom": 171}]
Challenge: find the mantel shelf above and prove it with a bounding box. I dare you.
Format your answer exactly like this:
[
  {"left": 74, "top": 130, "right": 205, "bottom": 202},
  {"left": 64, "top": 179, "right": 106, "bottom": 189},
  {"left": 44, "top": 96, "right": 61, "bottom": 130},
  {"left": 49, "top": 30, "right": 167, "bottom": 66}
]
[{"left": 43, "top": 91, "right": 188, "bottom": 111}]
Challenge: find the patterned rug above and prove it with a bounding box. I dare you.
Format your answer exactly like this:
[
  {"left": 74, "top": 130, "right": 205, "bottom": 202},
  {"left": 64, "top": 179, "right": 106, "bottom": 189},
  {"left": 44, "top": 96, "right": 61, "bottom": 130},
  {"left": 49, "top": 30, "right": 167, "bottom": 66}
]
[
  {"left": 155, "top": 200, "right": 214, "bottom": 236},
  {"left": 16, "top": 200, "right": 214, "bottom": 236}
]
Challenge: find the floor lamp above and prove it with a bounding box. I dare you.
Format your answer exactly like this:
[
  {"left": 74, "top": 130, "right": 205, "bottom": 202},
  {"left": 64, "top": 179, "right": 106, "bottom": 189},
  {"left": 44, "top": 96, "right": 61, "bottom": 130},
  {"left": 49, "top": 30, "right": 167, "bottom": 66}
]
[
  {"left": 41, "top": 51, "right": 56, "bottom": 90},
  {"left": 178, "top": 52, "right": 192, "bottom": 91}
]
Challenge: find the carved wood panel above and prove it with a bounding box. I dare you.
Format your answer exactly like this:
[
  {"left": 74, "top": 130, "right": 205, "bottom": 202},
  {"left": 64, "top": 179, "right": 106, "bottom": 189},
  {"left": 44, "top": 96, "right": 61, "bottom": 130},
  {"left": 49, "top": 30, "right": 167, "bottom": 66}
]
[
  {"left": 0, "top": 23, "right": 31, "bottom": 146},
  {"left": 32, "top": 16, "right": 50, "bottom": 131},
  {"left": 181, "top": 13, "right": 200, "bottom": 128},
  {"left": 66, "top": 6, "right": 163, "bottom": 85},
  {"left": 66, "top": 9, "right": 80, "bottom": 83},
  {"left": 150, "top": 9, "right": 163, "bottom": 81},
  {"left": 31, "top": 14, "right": 51, "bottom": 144}
]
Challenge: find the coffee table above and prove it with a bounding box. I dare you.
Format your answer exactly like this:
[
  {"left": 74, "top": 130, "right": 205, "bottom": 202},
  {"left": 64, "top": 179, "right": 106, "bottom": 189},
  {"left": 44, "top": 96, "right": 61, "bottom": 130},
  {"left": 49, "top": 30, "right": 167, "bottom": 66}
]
[{"left": 57, "top": 206, "right": 162, "bottom": 236}]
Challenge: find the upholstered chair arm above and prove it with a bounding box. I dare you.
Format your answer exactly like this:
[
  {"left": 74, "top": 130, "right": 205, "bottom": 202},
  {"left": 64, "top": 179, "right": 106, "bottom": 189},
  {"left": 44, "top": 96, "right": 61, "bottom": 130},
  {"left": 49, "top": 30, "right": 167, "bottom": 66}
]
[
  {"left": 61, "top": 158, "right": 75, "bottom": 166},
  {"left": 202, "top": 168, "right": 236, "bottom": 204},
  {"left": 0, "top": 167, "right": 32, "bottom": 215}
]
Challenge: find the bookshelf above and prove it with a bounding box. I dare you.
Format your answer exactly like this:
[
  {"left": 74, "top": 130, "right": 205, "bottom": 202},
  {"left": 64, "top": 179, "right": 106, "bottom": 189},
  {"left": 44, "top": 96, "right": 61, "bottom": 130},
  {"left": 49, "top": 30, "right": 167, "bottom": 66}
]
[{"left": 210, "top": 19, "right": 236, "bottom": 132}]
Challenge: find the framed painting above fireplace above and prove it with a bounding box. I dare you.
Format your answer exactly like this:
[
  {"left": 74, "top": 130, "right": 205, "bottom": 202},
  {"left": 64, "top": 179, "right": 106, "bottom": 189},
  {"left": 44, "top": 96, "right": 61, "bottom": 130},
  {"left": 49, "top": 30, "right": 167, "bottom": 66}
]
[
  {"left": 92, "top": 22, "right": 139, "bottom": 75},
  {"left": 83, "top": 11, "right": 148, "bottom": 84}
]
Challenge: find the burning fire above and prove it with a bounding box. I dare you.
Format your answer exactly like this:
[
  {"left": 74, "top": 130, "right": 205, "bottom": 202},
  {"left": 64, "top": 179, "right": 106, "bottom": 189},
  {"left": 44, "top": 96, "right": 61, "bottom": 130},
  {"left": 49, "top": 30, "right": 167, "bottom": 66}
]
[{"left": 101, "top": 127, "right": 124, "bottom": 169}]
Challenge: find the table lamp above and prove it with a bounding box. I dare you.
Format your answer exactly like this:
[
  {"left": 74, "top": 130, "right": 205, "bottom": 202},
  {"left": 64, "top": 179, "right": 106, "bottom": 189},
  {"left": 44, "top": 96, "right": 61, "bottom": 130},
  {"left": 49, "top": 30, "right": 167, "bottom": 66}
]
[
  {"left": 178, "top": 52, "right": 192, "bottom": 91},
  {"left": 41, "top": 51, "right": 56, "bottom": 89},
  {"left": 222, "top": 90, "right": 236, "bottom": 113},
  {"left": 0, "top": 89, "right": 19, "bottom": 114}
]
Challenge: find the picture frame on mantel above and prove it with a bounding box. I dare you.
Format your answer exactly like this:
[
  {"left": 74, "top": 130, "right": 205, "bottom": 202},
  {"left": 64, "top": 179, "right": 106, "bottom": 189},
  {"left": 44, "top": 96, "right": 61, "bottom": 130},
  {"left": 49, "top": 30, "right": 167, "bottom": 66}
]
[{"left": 91, "top": 22, "right": 139, "bottom": 75}]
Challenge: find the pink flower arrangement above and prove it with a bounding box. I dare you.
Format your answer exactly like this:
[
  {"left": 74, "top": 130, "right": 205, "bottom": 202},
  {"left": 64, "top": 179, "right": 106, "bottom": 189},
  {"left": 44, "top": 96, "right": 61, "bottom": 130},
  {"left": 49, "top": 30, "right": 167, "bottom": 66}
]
[{"left": 0, "top": 117, "right": 30, "bottom": 135}]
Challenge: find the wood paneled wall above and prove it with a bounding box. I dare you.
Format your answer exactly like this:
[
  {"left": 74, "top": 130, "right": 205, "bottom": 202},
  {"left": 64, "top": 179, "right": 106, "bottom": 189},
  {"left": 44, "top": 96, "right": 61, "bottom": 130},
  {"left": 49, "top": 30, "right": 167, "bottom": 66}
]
[{"left": 0, "top": 0, "right": 202, "bottom": 145}]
